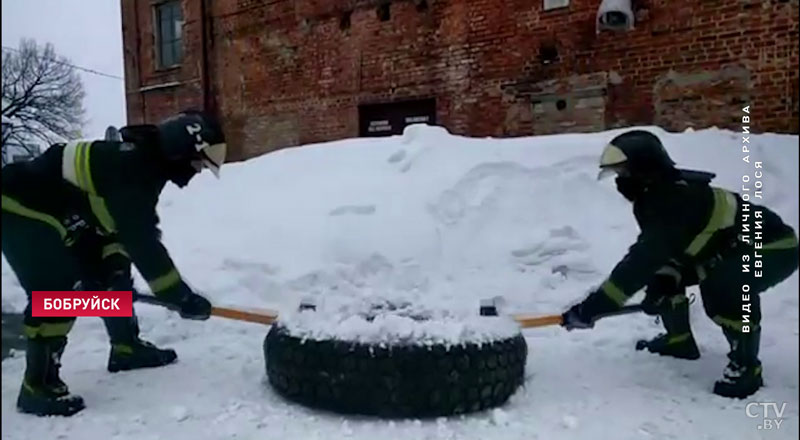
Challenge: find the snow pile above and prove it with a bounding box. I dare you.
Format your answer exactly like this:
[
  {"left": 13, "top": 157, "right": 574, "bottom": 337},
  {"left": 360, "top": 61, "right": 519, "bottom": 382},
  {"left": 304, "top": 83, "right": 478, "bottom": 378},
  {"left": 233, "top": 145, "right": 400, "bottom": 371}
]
[
  {"left": 279, "top": 292, "right": 520, "bottom": 346},
  {"left": 1, "top": 124, "right": 798, "bottom": 440}
]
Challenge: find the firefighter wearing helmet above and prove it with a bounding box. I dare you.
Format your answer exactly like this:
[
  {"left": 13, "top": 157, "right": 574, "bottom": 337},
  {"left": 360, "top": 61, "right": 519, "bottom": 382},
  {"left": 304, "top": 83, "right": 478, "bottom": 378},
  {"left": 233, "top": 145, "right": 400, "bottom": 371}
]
[
  {"left": 2, "top": 110, "right": 226, "bottom": 416},
  {"left": 562, "top": 130, "right": 799, "bottom": 399}
]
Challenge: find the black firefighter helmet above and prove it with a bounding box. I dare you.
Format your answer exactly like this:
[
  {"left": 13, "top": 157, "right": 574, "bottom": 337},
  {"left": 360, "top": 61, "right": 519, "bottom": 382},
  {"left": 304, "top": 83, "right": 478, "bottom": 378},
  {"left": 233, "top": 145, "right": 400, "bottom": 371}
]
[
  {"left": 598, "top": 130, "right": 716, "bottom": 182},
  {"left": 597, "top": 130, "right": 716, "bottom": 201},
  {"left": 597, "top": 130, "right": 676, "bottom": 181},
  {"left": 156, "top": 110, "right": 227, "bottom": 187}
]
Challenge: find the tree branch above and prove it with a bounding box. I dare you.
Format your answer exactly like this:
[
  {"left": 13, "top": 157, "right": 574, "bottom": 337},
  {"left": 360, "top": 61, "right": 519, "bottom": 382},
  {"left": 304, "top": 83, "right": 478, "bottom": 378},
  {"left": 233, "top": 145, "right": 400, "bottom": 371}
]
[{"left": 1, "top": 38, "right": 85, "bottom": 159}]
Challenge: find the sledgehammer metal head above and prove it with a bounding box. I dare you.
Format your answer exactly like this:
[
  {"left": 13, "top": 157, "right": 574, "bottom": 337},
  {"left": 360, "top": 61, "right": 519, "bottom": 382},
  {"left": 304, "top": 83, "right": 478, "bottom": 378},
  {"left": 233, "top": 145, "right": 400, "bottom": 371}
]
[
  {"left": 479, "top": 296, "right": 509, "bottom": 316},
  {"left": 299, "top": 297, "right": 317, "bottom": 311},
  {"left": 479, "top": 298, "right": 499, "bottom": 316}
]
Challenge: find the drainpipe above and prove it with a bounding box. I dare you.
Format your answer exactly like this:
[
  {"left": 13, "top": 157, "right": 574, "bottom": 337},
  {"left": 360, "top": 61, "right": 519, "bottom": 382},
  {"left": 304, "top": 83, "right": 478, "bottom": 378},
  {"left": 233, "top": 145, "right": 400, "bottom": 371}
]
[
  {"left": 200, "top": 0, "right": 211, "bottom": 113},
  {"left": 133, "top": 2, "right": 146, "bottom": 123}
]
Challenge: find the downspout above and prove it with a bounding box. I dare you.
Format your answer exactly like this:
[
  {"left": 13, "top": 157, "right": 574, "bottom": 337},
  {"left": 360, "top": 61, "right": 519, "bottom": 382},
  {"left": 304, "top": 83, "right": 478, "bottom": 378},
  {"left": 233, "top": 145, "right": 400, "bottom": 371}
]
[
  {"left": 133, "top": 2, "right": 147, "bottom": 123},
  {"left": 200, "top": 0, "right": 211, "bottom": 113}
]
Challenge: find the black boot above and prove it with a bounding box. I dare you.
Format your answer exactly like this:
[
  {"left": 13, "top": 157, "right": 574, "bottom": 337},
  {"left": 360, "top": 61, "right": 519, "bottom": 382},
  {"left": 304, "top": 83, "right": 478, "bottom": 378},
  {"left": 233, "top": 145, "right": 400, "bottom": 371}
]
[
  {"left": 713, "top": 327, "right": 763, "bottom": 398},
  {"left": 17, "top": 337, "right": 85, "bottom": 417},
  {"left": 104, "top": 312, "right": 177, "bottom": 373},
  {"left": 636, "top": 295, "right": 700, "bottom": 360}
]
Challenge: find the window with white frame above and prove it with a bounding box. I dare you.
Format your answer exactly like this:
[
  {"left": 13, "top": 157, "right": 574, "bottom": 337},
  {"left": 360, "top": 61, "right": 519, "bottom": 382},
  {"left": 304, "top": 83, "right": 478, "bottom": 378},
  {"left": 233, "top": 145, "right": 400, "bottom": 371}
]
[{"left": 155, "top": 1, "right": 184, "bottom": 69}]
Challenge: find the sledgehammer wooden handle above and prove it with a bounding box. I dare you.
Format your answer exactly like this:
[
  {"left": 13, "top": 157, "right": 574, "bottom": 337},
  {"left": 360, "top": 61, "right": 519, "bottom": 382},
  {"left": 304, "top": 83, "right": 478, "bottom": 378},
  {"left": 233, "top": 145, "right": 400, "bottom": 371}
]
[
  {"left": 511, "top": 314, "right": 563, "bottom": 328},
  {"left": 212, "top": 308, "right": 562, "bottom": 328},
  {"left": 134, "top": 293, "right": 279, "bottom": 326},
  {"left": 510, "top": 304, "right": 645, "bottom": 329},
  {"left": 210, "top": 306, "right": 278, "bottom": 326}
]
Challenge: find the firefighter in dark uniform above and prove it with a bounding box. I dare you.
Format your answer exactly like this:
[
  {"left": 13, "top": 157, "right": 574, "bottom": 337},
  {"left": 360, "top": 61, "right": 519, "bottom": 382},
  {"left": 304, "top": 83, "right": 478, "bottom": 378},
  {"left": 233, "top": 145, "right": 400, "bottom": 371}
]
[
  {"left": 562, "top": 130, "right": 799, "bottom": 399},
  {"left": 1, "top": 110, "right": 227, "bottom": 416}
]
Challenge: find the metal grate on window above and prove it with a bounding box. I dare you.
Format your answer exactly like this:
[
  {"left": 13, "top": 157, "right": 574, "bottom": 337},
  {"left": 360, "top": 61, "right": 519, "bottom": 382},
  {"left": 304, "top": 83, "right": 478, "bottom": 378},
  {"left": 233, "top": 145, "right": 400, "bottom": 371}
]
[{"left": 156, "top": 1, "right": 184, "bottom": 68}]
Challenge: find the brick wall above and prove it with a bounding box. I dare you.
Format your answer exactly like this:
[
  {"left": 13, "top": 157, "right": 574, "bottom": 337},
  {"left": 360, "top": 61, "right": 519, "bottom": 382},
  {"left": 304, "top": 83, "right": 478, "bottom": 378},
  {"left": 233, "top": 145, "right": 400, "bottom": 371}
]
[
  {"left": 121, "top": 0, "right": 204, "bottom": 124},
  {"left": 122, "top": 0, "right": 799, "bottom": 160}
]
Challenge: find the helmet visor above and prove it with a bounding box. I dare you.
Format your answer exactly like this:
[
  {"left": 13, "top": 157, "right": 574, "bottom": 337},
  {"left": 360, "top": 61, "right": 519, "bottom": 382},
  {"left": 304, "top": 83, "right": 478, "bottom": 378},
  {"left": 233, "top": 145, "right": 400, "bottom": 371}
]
[
  {"left": 597, "top": 163, "right": 631, "bottom": 180},
  {"left": 599, "top": 143, "right": 628, "bottom": 168},
  {"left": 199, "top": 142, "right": 227, "bottom": 178}
]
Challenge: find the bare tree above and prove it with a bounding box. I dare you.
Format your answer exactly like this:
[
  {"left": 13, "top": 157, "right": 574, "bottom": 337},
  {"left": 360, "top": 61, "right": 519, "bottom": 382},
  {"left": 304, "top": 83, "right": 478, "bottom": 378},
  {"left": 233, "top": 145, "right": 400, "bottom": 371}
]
[{"left": 2, "top": 38, "right": 85, "bottom": 165}]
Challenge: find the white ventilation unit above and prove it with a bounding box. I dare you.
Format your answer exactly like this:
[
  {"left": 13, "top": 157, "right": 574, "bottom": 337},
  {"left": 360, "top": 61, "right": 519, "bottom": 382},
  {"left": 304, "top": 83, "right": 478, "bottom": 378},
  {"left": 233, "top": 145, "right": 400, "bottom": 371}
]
[
  {"left": 543, "top": 0, "right": 569, "bottom": 11},
  {"left": 597, "top": 0, "right": 634, "bottom": 33}
]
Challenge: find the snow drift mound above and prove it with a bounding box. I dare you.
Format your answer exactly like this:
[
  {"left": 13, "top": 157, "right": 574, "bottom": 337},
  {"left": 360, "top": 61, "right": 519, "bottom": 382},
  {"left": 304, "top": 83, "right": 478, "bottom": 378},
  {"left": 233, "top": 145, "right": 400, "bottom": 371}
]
[
  {"left": 1, "top": 124, "right": 798, "bottom": 439},
  {"left": 3, "top": 124, "right": 797, "bottom": 321}
]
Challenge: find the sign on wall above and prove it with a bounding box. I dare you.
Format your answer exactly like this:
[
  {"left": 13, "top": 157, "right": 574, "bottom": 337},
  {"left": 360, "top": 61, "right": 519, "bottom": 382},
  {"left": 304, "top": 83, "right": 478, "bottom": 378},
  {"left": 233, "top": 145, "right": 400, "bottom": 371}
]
[{"left": 359, "top": 99, "right": 437, "bottom": 137}]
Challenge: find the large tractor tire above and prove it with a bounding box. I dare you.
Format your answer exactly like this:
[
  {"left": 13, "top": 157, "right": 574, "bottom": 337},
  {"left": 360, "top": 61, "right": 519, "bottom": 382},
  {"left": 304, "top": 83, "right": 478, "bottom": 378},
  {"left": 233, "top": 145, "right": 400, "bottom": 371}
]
[{"left": 264, "top": 320, "right": 527, "bottom": 418}]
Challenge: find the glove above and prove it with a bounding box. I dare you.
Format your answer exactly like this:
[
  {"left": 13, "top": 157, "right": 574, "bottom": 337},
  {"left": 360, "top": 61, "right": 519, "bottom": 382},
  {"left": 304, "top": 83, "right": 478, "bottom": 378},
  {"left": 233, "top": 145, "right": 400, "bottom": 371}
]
[
  {"left": 640, "top": 290, "right": 666, "bottom": 316},
  {"left": 160, "top": 283, "right": 212, "bottom": 320},
  {"left": 646, "top": 273, "right": 679, "bottom": 297},
  {"left": 561, "top": 288, "right": 621, "bottom": 331},
  {"left": 176, "top": 292, "right": 212, "bottom": 320},
  {"left": 562, "top": 303, "right": 596, "bottom": 330},
  {"left": 642, "top": 266, "right": 684, "bottom": 315}
]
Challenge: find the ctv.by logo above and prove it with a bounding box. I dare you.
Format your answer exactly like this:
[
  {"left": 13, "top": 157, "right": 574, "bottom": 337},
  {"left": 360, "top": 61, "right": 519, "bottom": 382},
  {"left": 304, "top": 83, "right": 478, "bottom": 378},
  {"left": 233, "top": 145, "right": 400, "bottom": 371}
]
[{"left": 746, "top": 402, "right": 787, "bottom": 430}]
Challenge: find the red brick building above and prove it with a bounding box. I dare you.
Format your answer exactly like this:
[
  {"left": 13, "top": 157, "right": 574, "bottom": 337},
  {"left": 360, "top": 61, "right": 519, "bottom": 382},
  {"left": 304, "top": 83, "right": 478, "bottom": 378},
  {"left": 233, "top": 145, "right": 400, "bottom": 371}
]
[{"left": 121, "top": 0, "right": 799, "bottom": 160}]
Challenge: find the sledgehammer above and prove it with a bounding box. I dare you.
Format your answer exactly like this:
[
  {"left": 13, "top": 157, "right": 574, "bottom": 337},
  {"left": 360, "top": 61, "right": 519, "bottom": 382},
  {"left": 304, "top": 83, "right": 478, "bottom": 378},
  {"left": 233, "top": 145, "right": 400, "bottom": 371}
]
[
  {"left": 480, "top": 297, "right": 645, "bottom": 329},
  {"left": 133, "top": 292, "right": 279, "bottom": 326},
  {"left": 135, "top": 292, "right": 643, "bottom": 329}
]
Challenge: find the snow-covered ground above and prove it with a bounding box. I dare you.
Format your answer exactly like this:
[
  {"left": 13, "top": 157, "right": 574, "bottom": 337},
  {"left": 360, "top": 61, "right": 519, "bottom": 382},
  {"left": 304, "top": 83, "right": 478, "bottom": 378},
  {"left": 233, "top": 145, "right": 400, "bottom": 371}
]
[{"left": 2, "top": 125, "right": 798, "bottom": 440}]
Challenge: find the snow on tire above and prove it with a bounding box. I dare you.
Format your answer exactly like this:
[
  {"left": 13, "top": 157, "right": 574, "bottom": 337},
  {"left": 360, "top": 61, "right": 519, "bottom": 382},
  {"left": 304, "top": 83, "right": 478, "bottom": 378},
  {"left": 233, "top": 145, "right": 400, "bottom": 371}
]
[{"left": 263, "top": 298, "right": 528, "bottom": 418}]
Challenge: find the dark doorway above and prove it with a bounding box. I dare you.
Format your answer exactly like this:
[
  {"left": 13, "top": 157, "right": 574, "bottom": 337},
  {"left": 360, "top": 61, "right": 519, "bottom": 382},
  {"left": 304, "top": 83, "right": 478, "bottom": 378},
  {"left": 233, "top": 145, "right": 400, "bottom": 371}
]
[{"left": 358, "top": 98, "right": 437, "bottom": 137}]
